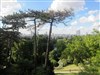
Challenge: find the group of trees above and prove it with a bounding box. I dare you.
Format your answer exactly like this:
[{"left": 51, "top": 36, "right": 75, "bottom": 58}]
[
  {"left": 1, "top": 8, "right": 99, "bottom": 75},
  {"left": 0, "top": 9, "right": 73, "bottom": 75},
  {"left": 49, "top": 30, "right": 100, "bottom": 75}
]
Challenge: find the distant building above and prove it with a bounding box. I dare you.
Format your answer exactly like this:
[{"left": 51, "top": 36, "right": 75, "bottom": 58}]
[
  {"left": 98, "top": 25, "right": 100, "bottom": 31},
  {"left": 94, "top": 25, "right": 100, "bottom": 32},
  {"left": 76, "top": 30, "right": 80, "bottom": 35}
]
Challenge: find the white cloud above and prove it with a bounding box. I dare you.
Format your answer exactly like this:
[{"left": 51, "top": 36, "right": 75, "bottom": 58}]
[
  {"left": 48, "top": 1, "right": 99, "bottom": 35},
  {"left": 95, "top": 12, "right": 100, "bottom": 21},
  {"left": 79, "top": 16, "right": 87, "bottom": 23},
  {"left": 69, "top": 10, "right": 100, "bottom": 34},
  {"left": 88, "top": 10, "right": 99, "bottom": 15},
  {"left": 19, "top": 28, "right": 31, "bottom": 35},
  {"left": 39, "top": 26, "right": 78, "bottom": 35},
  {"left": 30, "top": 9, "right": 100, "bottom": 35},
  {"left": 95, "top": 0, "right": 100, "bottom": 2},
  {"left": 71, "top": 21, "right": 78, "bottom": 25},
  {"left": 49, "top": 0, "right": 85, "bottom": 11},
  {"left": 88, "top": 15, "right": 95, "bottom": 22},
  {"left": 1, "top": 0, "right": 21, "bottom": 16},
  {"left": 93, "top": 22, "right": 100, "bottom": 27},
  {"left": 79, "top": 10, "right": 100, "bottom": 24}
]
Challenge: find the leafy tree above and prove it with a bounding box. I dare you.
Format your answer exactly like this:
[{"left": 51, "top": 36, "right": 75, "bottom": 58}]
[
  {"left": 2, "top": 13, "right": 26, "bottom": 31},
  {"left": 12, "top": 39, "right": 33, "bottom": 75},
  {"left": 0, "top": 29, "right": 20, "bottom": 75}
]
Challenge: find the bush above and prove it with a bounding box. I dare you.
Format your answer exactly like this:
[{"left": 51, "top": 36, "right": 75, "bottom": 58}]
[
  {"left": 35, "top": 66, "right": 55, "bottom": 75},
  {"left": 78, "top": 65, "right": 100, "bottom": 75},
  {"left": 58, "top": 59, "right": 67, "bottom": 68},
  {"left": 78, "top": 71, "right": 100, "bottom": 75}
]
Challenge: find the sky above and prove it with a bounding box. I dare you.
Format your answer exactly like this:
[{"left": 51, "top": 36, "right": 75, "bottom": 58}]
[{"left": 0, "top": 0, "right": 100, "bottom": 35}]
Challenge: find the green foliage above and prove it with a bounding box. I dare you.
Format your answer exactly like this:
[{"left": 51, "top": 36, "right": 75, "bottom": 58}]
[
  {"left": 58, "top": 59, "right": 67, "bottom": 68},
  {"left": 81, "top": 50, "right": 100, "bottom": 75},
  {"left": 35, "top": 66, "right": 48, "bottom": 75},
  {"left": 1, "top": 8, "right": 100, "bottom": 75},
  {"left": 0, "top": 30, "right": 20, "bottom": 74},
  {"left": 61, "top": 34, "right": 100, "bottom": 65},
  {"left": 35, "top": 65, "right": 55, "bottom": 75},
  {"left": 49, "top": 50, "right": 58, "bottom": 67},
  {"left": 49, "top": 39, "right": 66, "bottom": 67}
]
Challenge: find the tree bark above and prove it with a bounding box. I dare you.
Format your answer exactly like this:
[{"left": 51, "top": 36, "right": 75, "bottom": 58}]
[
  {"left": 33, "top": 19, "right": 37, "bottom": 73},
  {"left": 44, "top": 20, "right": 53, "bottom": 68}
]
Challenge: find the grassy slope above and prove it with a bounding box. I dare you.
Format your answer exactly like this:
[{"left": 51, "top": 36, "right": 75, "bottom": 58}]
[
  {"left": 56, "top": 73, "right": 77, "bottom": 75},
  {"left": 55, "top": 64, "right": 100, "bottom": 75},
  {"left": 54, "top": 64, "right": 83, "bottom": 73}
]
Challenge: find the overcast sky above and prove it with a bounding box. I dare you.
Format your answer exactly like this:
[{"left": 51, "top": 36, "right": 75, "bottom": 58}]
[{"left": 0, "top": 0, "right": 100, "bottom": 35}]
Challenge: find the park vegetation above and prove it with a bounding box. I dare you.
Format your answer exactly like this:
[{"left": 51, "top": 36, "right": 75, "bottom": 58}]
[
  {"left": 0, "top": 9, "right": 73, "bottom": 75},
  {"left": 0, "top": 9, "right": 100, "bottom": 75},
  {"left": 49, "top": 30, "right": 100, "bottom": 75}
]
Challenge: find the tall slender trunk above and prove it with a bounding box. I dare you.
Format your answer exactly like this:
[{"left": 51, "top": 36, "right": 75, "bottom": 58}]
[
  {"left": 36, "top": 33, "right": 39, "bottom": 55},
  {"left": 44, "top": 20, "right": 53, "bottom": 68},
  {"left": 33, "top": 19, "right": 37, "bottom": 73}
]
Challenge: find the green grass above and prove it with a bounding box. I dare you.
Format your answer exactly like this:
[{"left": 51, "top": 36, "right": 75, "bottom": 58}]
[
  {"left": 61, "top": 64, "right": 82, "bottom": 71},
  {"left": 55, "top": 64, "right": 100, "bottom": 75},
  {"left": 54, "top": 64, "right": 83, "bottom": 73},
  {"left": 55, "top": 73, "right": 77, "bottom": 75}
]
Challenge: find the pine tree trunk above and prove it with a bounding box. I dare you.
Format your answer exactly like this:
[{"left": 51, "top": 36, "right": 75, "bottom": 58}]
[
  {"left": 33, "top": 19, "right": 37, "bottom": 73},
  {"left": 44, "top": 20, "right": 53, "bottom": 68}
]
